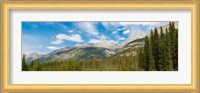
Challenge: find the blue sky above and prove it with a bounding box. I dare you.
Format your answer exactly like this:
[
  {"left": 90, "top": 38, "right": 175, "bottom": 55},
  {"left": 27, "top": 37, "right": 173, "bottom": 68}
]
[{"left": 22, "top": 22, "right": 169, "bottom": 55}]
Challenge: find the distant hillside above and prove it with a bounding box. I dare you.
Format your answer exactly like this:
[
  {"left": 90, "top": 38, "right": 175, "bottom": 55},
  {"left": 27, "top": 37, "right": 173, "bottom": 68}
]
[{"left": 27, "top": 47, "right": 116, "bottom": 63}]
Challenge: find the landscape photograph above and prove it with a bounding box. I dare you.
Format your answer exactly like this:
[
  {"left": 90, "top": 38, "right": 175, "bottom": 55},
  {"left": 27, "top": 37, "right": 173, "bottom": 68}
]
[{"left": 22, "top": 21, "right": 178, "bottom": 71}]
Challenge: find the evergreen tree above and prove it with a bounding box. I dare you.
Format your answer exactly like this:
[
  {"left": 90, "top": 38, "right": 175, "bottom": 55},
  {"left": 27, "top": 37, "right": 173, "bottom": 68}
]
[
  {"left": 164, "top": 28, "right": 174, "bottom": 70},
  {"left": 138, "top": 47, "right": 145, "bottom": 70},
  {"left": 144, "top": 36, "right": 156, "bottom": 71},
  {"left": 148, "top": 37, "right": 156, "bottom": 71},
  {"left": 152, "top": 27, "right": 159, "bottom": 70},
  {"left": 22, "top": 54, "right": 28, "bottom": 71},
  {"left": 169, "top": 22, "right": 178, "bottom": 70},
  {"left": 174, "top": 28, "right": 178, "bottom": 70},
  {"left": 150, "top": 29, "right": 154, "bottom": 46},
  {"left": 157, "top": 27, "right": 164, "bottom": 70},
  {"left": 143, "top": 36, "right": 148, "bottom": 70},
  {"left": 36, "top": 61, "right": 42, "bottom": 71},
  {"left": 157, "top": 27, "right": 173, "bottom": 70}
]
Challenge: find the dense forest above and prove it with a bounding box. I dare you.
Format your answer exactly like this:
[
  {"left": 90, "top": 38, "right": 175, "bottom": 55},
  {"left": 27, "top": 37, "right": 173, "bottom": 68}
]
[{"left": 22, "top": 22, "right": 178, "bottom": 71}]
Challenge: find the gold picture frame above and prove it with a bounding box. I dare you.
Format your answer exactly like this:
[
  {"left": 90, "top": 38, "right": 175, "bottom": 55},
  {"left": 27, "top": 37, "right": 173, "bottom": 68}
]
[{"left": 1, "top": 1, "right": 199, "bottom": 92}]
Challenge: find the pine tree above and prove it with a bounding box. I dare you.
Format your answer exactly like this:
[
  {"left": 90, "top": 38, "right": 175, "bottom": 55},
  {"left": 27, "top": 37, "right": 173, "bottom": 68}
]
[
  {"left": 148, "top": 37, "right": 156, "bottom": 71},
  {"left": 169, "top": 22, "right": 178, "bottom": 70},
  {"left": 164, "top": 28, "right": 174, "bottom": 70},
  {"left": 36, "top": 61, "right": 42, "bottom": 71},
  {"left": 156, "top": 27, "right": 173, "bottom": 70},
  {"left": 143, "top": 36, "right": 156, "bottom": 71},
  {"left": 138, "top": 47, "right": 145, "bottom": 70},
  {"left": 143, "top": 36, "right": 148, "bottom": 70},
  {"left": 22, "top": 54, "right": 28, "bottom": 71},
  {"left": 150, "top": 29, "right": 154, "bottom": 46},
  {"left": 152, "top": 27, "right": 159, "bottom": 70},
  {"left": 173, "top": 23, "right": 178, "bottom": 70},
  {"left": 157, "top": 27, "right": 164, "bottom": 70}
]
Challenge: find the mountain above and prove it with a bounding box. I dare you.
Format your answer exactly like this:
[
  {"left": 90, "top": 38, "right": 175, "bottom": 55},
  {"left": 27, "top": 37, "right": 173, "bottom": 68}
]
[
  {"left": 75, "top": 43, "right": 89, "bottom": 48},
  {"left": 33, "top": 47, "right": 116, "bottom": 63},
  {"left": 120, "top": 31, "right": 146, "bottom": 48},
  {"left": 109, "top": 38, "right": 144, "bottom": 58},
  {"left": 91, "top": 39, "right": 120, "bottom": 49},
  {"left": 26, "top": 52, "right": 41, "bottom": 63}
]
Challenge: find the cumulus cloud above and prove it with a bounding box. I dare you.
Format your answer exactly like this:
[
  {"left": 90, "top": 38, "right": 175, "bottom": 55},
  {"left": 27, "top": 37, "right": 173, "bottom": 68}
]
[
  {"left": 51, "top": 39, "right": 63, "bottom": 44},
  {"left": 57, "top": 33, "right": 84, "bottom": 42},
  {"left": 101, "top": 22, "right": 120, "bottom": 31},
  {"left": 75, "top": 22, "right": 99, "bottom": 35},
  {"left": 97, "top": 35, "right": 107, "bottom": 40},
  {"left": 119, "top": 37, "right": 126, "bottom": 40},
  {"left": 123, "top": 29, "right": 130, "bottom": 34},
  {"left": 110, "top": 40, "right": 118, "bottom": 44},
  {"left": 112, "top": 27, "right": 127, "bottom": 34},
  {"left": 88, "top": 39, "right": 100, "bottom": 43},
  {"left": 117, "top": 28, "right": 123, "bottom": 31},
  {"left": 112, "top": 31, "right": 117, "bottom": 34},
  {"left": 51, "top": 33, "right": 84, "bottom": 44},
  {"left": 47, "top": 46, "right": 62, "bottom": 50}
]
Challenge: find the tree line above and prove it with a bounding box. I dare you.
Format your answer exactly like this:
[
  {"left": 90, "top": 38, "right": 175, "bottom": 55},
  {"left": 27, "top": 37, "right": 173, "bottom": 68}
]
[
  {"left": 22, "top": 22, "right": 178, "bottom": 71},
  {"left": 22, "top": 54, "right": 142, "bottom": 71},
  {"left": 138, "top": 22, "right": 178, "bottom": 71}
]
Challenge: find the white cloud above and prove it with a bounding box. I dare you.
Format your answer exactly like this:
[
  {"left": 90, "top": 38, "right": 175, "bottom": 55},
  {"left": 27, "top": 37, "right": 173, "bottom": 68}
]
[
  {"left": 123, "top": 29, "right": 130, "bottom": 34},
  {"left": 47, "top": 46, "right": 62, "bottom": 50},
  {"left": 57, "top": 33, "right": 84, "bottom": 42},
  {"left": 110, "top": 40, "right": 118, "bottom": 44},
  {"left": 112, "top": 31, "right": 117, "bottom": 34},
  {"left": 112, "top": 27, "right": 127, "bottom": 34},
  {"left": 101, "top": 22, "right": 119, "bottom": 30},
  {"left": 122, "top": 27, "right": 127, "bottom": 30},
  {"left": 51, "top": 39, "right": 63, "bottom": 44},
  {"left": 89, "top": 35, "right": 108, "bottom": 44},
  {"left": 119, "top": 37, "right": 126, "bottom": 40},
  {"left": 88, "top": 39, "right": 100, "bottom": 43},
  {"left": 55, "top": 23, "right": 69, "bottom": 29},
  {"left": 97, "top": 35, "right": 107, "bottom": 40},
  {"left": 51, "top": 33, "right": 84, "bottom": 44},
  {"left": 75, "top": 22, "right": 99, "bottom": 35}
]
